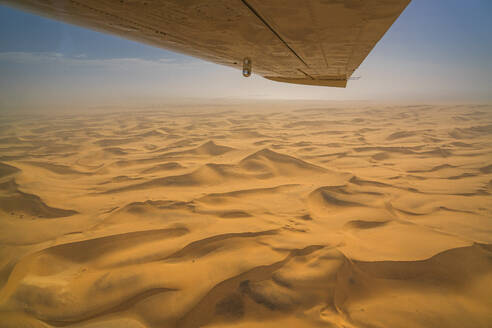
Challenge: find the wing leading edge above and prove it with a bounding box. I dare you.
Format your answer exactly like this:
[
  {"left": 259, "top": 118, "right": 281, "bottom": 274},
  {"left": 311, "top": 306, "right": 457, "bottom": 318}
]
[{"left": 2, "top": 0, "right": 411, "bottom": 87}]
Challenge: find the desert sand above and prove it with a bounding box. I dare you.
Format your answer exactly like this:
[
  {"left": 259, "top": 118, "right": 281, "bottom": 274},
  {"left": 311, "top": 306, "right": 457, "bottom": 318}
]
[{"left": 0, "top": 103, "right": 491, "bottom": 327}]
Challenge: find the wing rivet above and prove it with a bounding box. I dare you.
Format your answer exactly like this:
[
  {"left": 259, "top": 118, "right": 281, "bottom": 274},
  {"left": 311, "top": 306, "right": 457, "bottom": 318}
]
[{"left": 242, "top": 57, "right": 252, "bottom": 77}]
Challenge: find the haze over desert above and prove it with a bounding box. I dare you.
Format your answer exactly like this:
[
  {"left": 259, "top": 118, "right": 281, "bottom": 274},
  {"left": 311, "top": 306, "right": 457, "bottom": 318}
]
[{"left": 0, "top": 103, "right": 491, "bottom": 327}]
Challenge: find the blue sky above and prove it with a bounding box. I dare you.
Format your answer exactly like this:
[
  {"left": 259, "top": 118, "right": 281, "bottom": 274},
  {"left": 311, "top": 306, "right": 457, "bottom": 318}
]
[{"left": 0, "top": 0, "right": 491, "bottom": 109}]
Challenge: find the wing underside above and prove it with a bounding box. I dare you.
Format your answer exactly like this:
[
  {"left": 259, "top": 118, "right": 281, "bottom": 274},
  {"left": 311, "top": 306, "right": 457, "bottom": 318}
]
[{"left": 1, "top": 0, "right": 410, "bottom": 87}]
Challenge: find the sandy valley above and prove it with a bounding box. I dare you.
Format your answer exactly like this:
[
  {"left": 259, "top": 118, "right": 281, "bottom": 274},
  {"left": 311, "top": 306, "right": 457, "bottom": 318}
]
[{"left": 0, "top": 103, "right": 491, "bottom": 327}]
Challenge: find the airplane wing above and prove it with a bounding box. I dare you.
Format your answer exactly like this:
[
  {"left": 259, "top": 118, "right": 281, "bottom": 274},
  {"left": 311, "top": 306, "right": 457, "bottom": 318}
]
[{"left": 1, "top": 0, "right": 410, "bottom": 87}]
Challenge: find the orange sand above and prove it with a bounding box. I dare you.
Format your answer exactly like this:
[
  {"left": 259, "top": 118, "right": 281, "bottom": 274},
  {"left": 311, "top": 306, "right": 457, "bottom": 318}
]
[{"left": 0, "top": 104, "right": 491, "bottom": 327}]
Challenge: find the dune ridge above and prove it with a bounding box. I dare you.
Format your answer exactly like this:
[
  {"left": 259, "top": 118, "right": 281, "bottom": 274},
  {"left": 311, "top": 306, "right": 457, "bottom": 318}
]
[{"left": 0, "top": 172, "right": 78, "bottom": 219}]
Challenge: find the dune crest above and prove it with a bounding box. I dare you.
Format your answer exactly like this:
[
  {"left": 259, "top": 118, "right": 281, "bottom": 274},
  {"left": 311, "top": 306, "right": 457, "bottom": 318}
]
[{"left": 239, "top": 148, "right": 327, "bottom": 175}]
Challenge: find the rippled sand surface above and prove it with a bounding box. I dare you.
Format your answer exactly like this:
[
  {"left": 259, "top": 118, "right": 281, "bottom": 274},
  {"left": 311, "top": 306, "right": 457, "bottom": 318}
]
[{"left": 0, "top": 104, "right": 491, "bottom": 327}]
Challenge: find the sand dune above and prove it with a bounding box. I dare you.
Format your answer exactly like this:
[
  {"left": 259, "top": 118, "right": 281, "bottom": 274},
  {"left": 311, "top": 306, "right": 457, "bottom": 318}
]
[
  {"left": 239, "top": 148, "right": 327, "bottom": 175},
  {"left": 141, "top": 162, "right": 185, "bottom": 174},
  {"left": 103, "top": 147, "right": 131, "bottom": 155},
  {"left": 0, "top": 167, "right": 78, "bottom": 219},
  {"left": 152, "top": 141, "right": 235, "bottom": 158},
  {"left": 0, "top": 104, "right": 491, "bottom": 327},
  {"left": 106, "top": 148, "right": 329, "bottom": 194},
  {"left": 22, "top": 161, "right": 92, "bottom": 175},
  {"left": 0, "top": 186, "right": 78, "bottom": 219},
  {"left": 0, "top": 162, "right": 20, "bottom": 179}
]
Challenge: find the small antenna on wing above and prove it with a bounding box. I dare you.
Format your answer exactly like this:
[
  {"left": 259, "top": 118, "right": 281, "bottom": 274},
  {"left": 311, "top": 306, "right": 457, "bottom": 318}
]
[{"left": 242, "top": 57, "right": 252, "bottom": 77}]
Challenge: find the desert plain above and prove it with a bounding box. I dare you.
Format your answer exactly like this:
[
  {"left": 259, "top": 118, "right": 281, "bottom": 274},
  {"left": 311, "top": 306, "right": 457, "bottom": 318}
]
[{"left": 0, "top": 103, "right": 491, "bottom": 327}]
